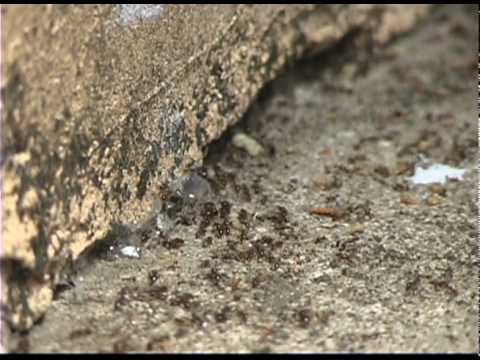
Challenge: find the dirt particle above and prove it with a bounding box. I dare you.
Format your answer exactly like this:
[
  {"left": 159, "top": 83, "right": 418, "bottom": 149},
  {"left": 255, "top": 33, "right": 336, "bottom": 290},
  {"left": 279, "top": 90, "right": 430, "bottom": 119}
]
[
  {"left": 137, "top": 227, "right": 153, "bottom": 245},
  {"left": 267, "top": 206, "right": 289, "bottom": 229},
  {"left": 400, "top": 194, "right": 418, "bottom": 206},
  {"left": 214, "top": 305, "right": 231, "bottom": 323},
  {"left": 405, "top": 274, "right": 421, "bottom": 296},
  {"left": 295, "top": 308, "right": 315, "bottom": 328},
  {"left": 205, "top": 267, "right": 225, "bottom": 287},
  {"left": 313, "top": 174, "right": 342, "bottom": 191},
  {"left": 237, "top": 310, "right": 248, "bottom": 323},
  {"left": 238, "top": 184, "right": 252, "bottom": 202},
  {"left": 145, "top": 335, "right": 175, "bottom": 352},
  {"left": 69, "top": 327, "right": 93, "bottom": 340},
  {"left": 162, "top": 237, "right": 185, "bottom": 250},
  {"left": 202, "top": 236, "right": 213, "bottom": 248},
  {"left": 164, "top": 193, "right": 184, "bottom": 219},
  {"left": 169, "top": 292, "right": 195, "bottom": 310},
  {"left": 429, "top": 183, "right": 447, "bottom": 197},
  {"left": 238, "top": 247, "right": 256, "bottom": 262},
  {"left": 393, "top": 179, "right": 410, "bottom": 192},
  {"left": 196, "top": 220, "right": 209, "bottom": 238},
  {"left": 213, "top": 221, "right": 231, "bottom": 238},
  {"left": 148, "top": 269, "right": 161, "bottom": 286},
  {"left": 238, "top": 208, "right": 251, "bottom": 226},
  {"left": 219, "top": 200, "right": 232, "bottom": 219},
  {"left": 308, "top": 207, "right": 344, "bottom": 219},
  {"left": 53, "top": 279, "right": 75, "bottom": 300},
  {"left": 318, "top": 310, "right": 335, "bottom": 325},
  {"left": 114, "top": 285, "right": 168, "bottom": 311},
  {"left": 374, "top": 165, "right": 391, "bottom": 177},
  {"left": 425, "top": 194, "right": 442, "bottom": 207},
  {"left": 112, "top": 335, "right": 136, "bottom": 353},
  {"left": 251, "top": 272, "right": 269, "bottom": 288},
  {"left": 350, "top": 223, "right": 366, "bottom": 234},
  {"left": 228, "top": 277, "right": 242, "bottom": 292},
  {"left": 174, "top": 325, "right": 190, "bottom": 339},
  {"left": 395, "top": 161, "right": 415, "bottom": 176},
  {"left": 201, "top": 201, "right": 218, "bottom": 220},
  {"left": 429, "top": 280, "right": 458, "bottom": 297}
]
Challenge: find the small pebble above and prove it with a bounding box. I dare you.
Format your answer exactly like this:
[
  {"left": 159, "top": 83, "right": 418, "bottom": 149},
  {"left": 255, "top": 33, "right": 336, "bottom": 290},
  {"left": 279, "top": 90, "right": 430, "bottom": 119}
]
[
  {"left": 400, "top": 194, "right": 418, "bottom": 206},
  {"left": 425, "top": 194, "right": 442, "bottom": 207},
  {"left": 120, "top": 246, "right": 140, "bottom": 258},
  {"left": 429, "top": 183, "right": 447, "bottom": 197},
  {"left": 350, "top": 223, "right": 366, "bottom": 234},
  {"left": 232, "top": 133, "right": 264, "bottom": 157}
]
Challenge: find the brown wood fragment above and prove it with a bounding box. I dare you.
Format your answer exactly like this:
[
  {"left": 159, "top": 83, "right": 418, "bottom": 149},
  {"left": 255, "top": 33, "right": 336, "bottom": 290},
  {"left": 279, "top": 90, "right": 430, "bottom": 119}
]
[{"left": 308, "top": 207, "right": 344, "bottom": 219}]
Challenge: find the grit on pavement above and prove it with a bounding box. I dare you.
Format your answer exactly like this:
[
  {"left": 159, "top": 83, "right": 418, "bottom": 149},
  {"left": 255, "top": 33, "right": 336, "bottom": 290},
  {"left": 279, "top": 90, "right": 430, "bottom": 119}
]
[{"left": 6, "top": 5, "right": 477, "bottom": 353}]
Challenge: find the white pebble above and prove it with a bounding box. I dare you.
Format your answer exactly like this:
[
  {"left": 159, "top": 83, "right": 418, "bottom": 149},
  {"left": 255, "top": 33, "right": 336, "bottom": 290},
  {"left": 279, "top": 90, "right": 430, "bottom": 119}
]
[
  {"left": 232, "top": 133, "right": 264, "bottom": 157},
  {"left": 120, "top": 246, "right": 140, "bottom": 258}
]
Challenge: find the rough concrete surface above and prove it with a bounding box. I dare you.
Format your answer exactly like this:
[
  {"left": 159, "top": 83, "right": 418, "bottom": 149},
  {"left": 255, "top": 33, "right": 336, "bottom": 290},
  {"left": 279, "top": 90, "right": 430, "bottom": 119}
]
[
  {"left": 1, "top": 5, "right": 431, "bottom": 332},
  {"left": 3, "top": 4, "right": 477, "bottom": 353}
]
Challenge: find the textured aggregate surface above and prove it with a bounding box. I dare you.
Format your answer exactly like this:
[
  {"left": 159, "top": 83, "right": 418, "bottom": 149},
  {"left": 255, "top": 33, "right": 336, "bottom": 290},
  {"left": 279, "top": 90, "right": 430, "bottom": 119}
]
[{"left": 6, "top": 5, "right": 477, "bottom": 353}]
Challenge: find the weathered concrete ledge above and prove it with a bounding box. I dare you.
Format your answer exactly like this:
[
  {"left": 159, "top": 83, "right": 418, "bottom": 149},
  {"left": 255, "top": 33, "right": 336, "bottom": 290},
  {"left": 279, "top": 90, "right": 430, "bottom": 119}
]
[{"left": 1, "top": 5, "right": 430, "bottom": 331}]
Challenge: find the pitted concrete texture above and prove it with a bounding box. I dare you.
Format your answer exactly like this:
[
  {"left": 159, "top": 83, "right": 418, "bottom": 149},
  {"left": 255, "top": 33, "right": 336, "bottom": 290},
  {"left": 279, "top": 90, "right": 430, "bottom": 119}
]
[{"left": 1, "top": 5, "right": 430, "bottom": 331}]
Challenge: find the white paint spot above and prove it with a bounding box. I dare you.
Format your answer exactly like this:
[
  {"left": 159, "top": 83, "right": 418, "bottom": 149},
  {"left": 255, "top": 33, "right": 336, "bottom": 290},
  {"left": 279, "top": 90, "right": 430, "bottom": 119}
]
[
  {"left": 118, "top": 4, "right": 165, "bottom": 26},
  {"left": 120, "top": 246, "right": 140, "bottom": 258},
  {"left": 408, "top": 164, "right": 466, "bottom": 185}
]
